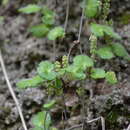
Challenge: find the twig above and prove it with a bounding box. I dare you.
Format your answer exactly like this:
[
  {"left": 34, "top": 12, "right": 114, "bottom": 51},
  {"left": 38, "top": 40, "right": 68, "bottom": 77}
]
[
  {"left": 81, "top": 88, "right": 86, "bottom": 130},
  {"left": 65, "top": 124, "right": 83, "bottom": 130},
  {"left": 67, "top": 40, "right": 80, "bottom": 61},
  {"left": 65, "top": 116, "right": 106, "bottom": 130},
  {"left": 77, "top": 0, "right": 85, "bottom": 54},
  {"left": 101, "top": 116, "right": 105, "bottom": 130},
  {"left": 127, "top": 124, "right": 130, "bottom": 130},
  {"left": 0, "top": 50, "right": 28, "bottom": 130},
  {"left": 62, "top": 94, "right": 68, "bottom": 120},
  {"left": 64, "top": 0, "right": 70, "bottom": 32},
  {"left": 86, "top": 116, "right": 105, "bottom": 130},
  {"left": 87, "top": 117, "right": 101, "bottom": 123}
]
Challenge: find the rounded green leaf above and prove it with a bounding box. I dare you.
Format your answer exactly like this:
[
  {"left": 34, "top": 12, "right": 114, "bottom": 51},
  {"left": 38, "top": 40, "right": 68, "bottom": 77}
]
[
  {"left": 66, "top": 65, "right": 86, "bottom": 80},
  {"left": 111, "top": 43, "right": 129, "bottom": 58},
  {"left": 42, "top": 14, "right": 55, "bottom": 25},
  {"left": 90, "top": 23, "right": 104, "bottom": 37},
  {"left": 43, "top": 100, "right": 56, "bottom": 110},
  {"left": 96, "top": 46, "right": 114, "bottom": 59},
  {"left": 91, "top": 68, "right": 106, "bottom": 79},
  {"left": 73, "top": 55, "right": 94, "bottom": 70},
  {"left": 102, "top": 25, "right": 121, "bottom": 39},
  {"left": 85, "top": 0, "right": 100, "bottom": 18},
  {"left": 90, "top": 24, "right": 121, "bottom": 39},
  {"left": 47, "top": 27, "right": 65, "bottom": 40},
  {"left": 19, "top": 4, "right": 41, "bottom": 14},
  {"left": 32, "top": 111, "right": 51, "bottom": 129},
  {"left": 16, "top": 75, "right": 44, "bottom": 89},
  {"left": 37, "top": 61, "right": 56, "bottom": 80},
  {"left": 28, "top": 24, "right": 49, "bottom": 37},
  {"left": 105, "top": 71, "right": 117, "bottom": 84},
  {"left": 41, "top": 6, "right": 55, "bottom": 25}
]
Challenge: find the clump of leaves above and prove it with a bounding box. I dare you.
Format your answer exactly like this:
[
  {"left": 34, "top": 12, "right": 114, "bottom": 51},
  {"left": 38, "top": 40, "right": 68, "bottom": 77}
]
[
  {"left": 17, "top": 55, "right": 117, "bottom": 89},
  {"left": 18, "top": 4, "right": 65, "bottom": 40}
]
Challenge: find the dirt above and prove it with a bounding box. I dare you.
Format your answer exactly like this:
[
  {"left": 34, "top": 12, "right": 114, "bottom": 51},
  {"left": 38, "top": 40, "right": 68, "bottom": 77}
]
[{"left": 0, "top": 0, "right": 130, "bottom": 130}]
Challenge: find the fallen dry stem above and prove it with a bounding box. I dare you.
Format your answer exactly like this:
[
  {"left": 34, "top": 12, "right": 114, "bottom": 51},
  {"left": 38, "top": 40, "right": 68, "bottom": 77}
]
[
  {"left": 127, "top": 124, "right": 130, "bottom": 130},
  {"left": 0, "top": 50, "right": 28, "bottom": 130}
]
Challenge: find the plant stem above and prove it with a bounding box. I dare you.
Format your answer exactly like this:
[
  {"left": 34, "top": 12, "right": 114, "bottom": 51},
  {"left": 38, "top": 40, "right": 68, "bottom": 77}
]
[
  {"left": 62, "top": 94, "right": 68, "bottom": 120},
  {"left": 81, "top": 87, "right": 86, "bottom": 130},
  {"left": 64, "top": 0, "right": 70, "bottom": 32},
  {"left": 53, "top": 40, "right": 56, "bottom": 61},
  {"left": 67, "top": 40, "right": 79, "bottom": 61},
  {"left": 44, "top": 111, "right": 48, "bottom": 130},
  {"left": 77, "top": 0, "right": 85, "bottom": 54},
  {"left": 0, "top": 50, "right": 28, "bottom": 130}
]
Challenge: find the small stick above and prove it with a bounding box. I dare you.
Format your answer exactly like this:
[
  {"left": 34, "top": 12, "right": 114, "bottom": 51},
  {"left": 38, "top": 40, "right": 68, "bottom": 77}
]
[
  {"left": 67, "top": 40, "right": 80, "bottom": 61},
  {"left": 64, "top": 0, "right": 70, "bottom": 32},
  {"left": 0, "top": 50, "right": 28, "bottom": 130},
  {"left": 66, "top": 116, "right": 106, "bottom": 130},
  {"left": 127, "top": 124, "right": 130, "bottom": 130},
  {"left": 65, "top": 124, "right": 83, "bottom": 130},
  {"left": 77, "top": 0, "right": 85, "bottom": 54},
  {"left": 87, "top": 117, "right": 101, "bottom": 123},
  {"left": 86, "top": 116, "right": 105, "bottom": 130},
  {"left": 101, "top": 116, "right": 105, "bottom": 130}
]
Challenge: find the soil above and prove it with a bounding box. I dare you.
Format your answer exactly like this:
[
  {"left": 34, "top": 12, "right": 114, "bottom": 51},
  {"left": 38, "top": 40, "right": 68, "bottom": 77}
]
[{"left": 0, "top": 0, "right": 130, "bottom": 130}]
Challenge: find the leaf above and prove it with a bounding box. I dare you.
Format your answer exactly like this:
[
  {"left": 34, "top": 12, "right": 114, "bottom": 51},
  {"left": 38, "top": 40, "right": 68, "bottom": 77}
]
[
  {"left": 96, "top": 46, "right": 115, "bottom": 59},
  {"left": 91, "top": 68, "right": 106, "bottom": 79},
  {"left": 41, "top": 6, "right": 54, "bottom": 16},
  {"left": 73, "top": 55, "right": 94, "bottom": 70},
  {"left": 41, "top": 6, "right": 55, "bottom": 25},
  {"left": 90, "top": 23, "right": 104, "bottom": 37},
  {"left": 55, "top": 79, "right": 63, "bottom": 88},
  {"left": 47, "top": 27, "right": 65, "bottom": 40},
  {"left": 19, "top": 4, "right": 41, "bottom": 14},
  {"left": 42, "top": 15, "right": 55, "bottom": 25},
  {"left": 105, "top": 71, "right": 117, "bottom": 84},
  {"left": 102, "top": 25, "right": 121, "bottom": 39},
  {"left": 17, "top": 75, "right": 44, "bottom": 89},
  {"left": 43, "top": 100, "right": 56, "bottom": 110},
  {"left": 37, "top": 61, "right": 56, "bottom": 80},
  {"left": 28, "top": 24, "right": 49, "bottom": 37},
  {"left": 111, "top": 43, "right": 130, "bottom": 58},
  {"left": 32, "top": 111, "right": 51, "bottom": 129},
  {"left": 90, "top": 23, "right": 121, "bottom": 39},
  {"left": 85, "top": 0, "right": 100, "bottom": 18},
  {"left": 66, "top": 65, "right": 86, "bottom": 80}
]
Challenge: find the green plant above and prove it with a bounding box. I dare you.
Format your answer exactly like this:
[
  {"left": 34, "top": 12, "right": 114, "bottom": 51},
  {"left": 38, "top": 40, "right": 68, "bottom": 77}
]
[
  {"left": 17, "top": 55, "right": 117, "bottom": 90},
  {"left": 18, "top": 4, "right": 65, "bottom": 40},
  {"left": 17, "top": 0, "right": 130, "bottom": 129}
]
